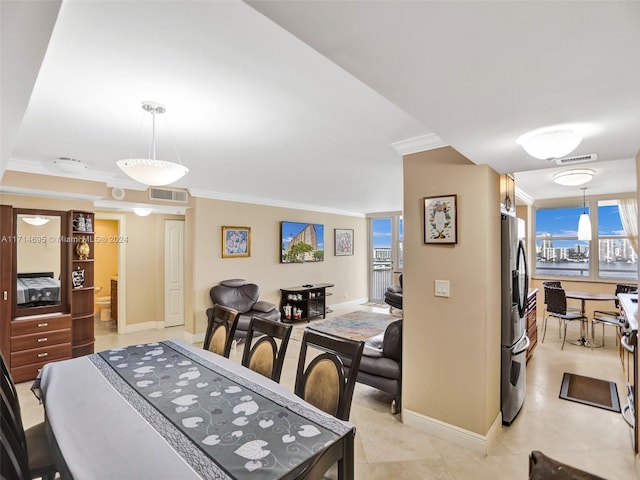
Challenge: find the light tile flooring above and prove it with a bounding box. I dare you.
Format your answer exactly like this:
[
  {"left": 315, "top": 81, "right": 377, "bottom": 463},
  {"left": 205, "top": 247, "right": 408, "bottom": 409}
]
[{"left": 16, "top": 305, "right": 640, "bottom": 479}]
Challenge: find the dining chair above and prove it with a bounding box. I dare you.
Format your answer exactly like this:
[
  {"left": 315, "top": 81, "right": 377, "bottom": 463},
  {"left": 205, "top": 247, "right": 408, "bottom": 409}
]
[
  {"left": 241, "top": 316, "right": 292, "bottom": 383},
  {"left": 0, "top": 354, "right": 57, "bottom": 480},
  {"left": 591, "top": 283, "right": 638, "bottom": 347},
  {"left": 545, "top": 286, "right": 587, "bottom": 349},
  {"left": 541, "top": 281, "right": 581, "bottom": 342},
  {"left": 203, "top": 304, "right": 240, "bottom": 358},
  {"left": 294, "top": 329, "right": 364, "bottom": 421}
]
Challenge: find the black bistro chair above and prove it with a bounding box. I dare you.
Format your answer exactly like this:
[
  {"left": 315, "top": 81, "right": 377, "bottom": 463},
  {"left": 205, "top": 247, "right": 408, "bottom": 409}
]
[
  {"left": 294, "top": 329, "right": 364, "bottom": 421},
  {"left": 241, "top": 316, "right": 292, "bottom": 383},
  {"left": 591, "top": 283, "right": 638, "bottom": 347},
  {"left": 545, "top": 286, "right": 587, "bottom": 350},
  {"left": 203, "top": 304, "right": 240, "bottom": 358}
]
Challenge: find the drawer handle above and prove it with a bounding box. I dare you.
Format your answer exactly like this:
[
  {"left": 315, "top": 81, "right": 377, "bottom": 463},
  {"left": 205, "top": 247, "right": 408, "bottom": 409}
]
[
  {"left": 37, "top": 337, "right": 48, "bottom": 343},
  {"left": 37, "top": 322, "right": 49, "bottom": 328},
  {"left": 37, "top": 352, "right": 48, "bottom": 358}
]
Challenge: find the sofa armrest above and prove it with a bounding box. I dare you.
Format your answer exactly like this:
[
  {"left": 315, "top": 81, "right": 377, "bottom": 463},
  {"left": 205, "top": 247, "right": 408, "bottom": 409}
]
[
  {"left": 386, "top": 285, "right": 402, "bottom": 294},
  {"left": 253, "top": 300, "right": 277, "bottom": 313},
  {"left": 363, "top": 332, "right": 385, "bottom": 358}
]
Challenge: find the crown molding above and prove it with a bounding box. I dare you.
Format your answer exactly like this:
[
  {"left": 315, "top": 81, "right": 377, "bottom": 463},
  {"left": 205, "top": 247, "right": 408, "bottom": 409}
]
[
  {"left": 515, "top": 186, "right": 534, "bottom": 205},
  {"left": 189, "top": 188, "right": 365, "bottom": 217},
  {"left": 391, "top": 133, "right": 448, "bottom": 156},
  {"left": 0, "top": 185, "right": 103, "bottom": 201}
]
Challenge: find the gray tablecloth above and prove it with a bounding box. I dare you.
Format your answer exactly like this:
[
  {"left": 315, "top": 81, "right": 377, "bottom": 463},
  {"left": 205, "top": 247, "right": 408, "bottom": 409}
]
[{"left": 37, "top": 339, "right": 353, "bottom": 480}]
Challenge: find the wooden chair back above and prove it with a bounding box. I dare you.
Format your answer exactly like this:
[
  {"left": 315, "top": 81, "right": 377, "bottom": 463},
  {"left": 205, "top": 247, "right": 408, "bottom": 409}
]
[
  {"left": 203, "top": 304, "right": 240, "bottom": 357},
  {"left": 294, "top": 329, "right": 364, "bottom": 421},
  {"left": 241, "top": 316, "right": 292, "bottom": 383}
]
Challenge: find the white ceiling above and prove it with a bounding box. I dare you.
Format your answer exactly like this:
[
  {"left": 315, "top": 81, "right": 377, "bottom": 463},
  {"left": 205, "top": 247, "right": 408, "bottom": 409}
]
[{"left": 2, "top": 1, "right": 638, "bottom": 215}]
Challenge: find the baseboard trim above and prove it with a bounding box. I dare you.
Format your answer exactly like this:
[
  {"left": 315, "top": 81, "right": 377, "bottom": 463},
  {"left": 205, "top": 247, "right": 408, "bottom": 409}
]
[
  {"left": 122, "top": 321, "right": 165, "bottom": 333},
  {"left": 402, "top": 408, "right": 501, "bottom": 455},
  {"left": 184, "top": 330, "right": 205, "bottom": 344},
  {"left": 329, "top": 297, "right": 369, "bottom": 311}
]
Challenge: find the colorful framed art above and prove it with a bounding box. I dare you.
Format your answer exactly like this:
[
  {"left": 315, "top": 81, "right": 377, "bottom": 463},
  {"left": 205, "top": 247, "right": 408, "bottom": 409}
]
[
  {"left": 222, "top": 226, "right": 251, "bottom": 258},
  {"left": 334, "top": 228, "right": 354, "bottom": 256},
  {"left": 424, "top": 194, "right": 457, "bottom": 244}
]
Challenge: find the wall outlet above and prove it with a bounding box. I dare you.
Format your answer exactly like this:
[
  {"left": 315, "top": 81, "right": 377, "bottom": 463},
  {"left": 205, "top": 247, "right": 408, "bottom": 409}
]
[{"left": 435, "top": 280, "right": 450, "bottom": 298}]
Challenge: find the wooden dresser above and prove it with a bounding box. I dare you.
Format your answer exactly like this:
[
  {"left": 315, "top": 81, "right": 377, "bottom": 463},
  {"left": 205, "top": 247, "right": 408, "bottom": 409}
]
[{"left": 10, "top": 313, "right": 72, "bottom": 383}]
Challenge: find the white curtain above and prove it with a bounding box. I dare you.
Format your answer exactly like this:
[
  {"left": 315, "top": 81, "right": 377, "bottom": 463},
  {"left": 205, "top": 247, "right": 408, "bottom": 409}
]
[{"left": 618, "top": 198, "right": 638, "bottom": 255}]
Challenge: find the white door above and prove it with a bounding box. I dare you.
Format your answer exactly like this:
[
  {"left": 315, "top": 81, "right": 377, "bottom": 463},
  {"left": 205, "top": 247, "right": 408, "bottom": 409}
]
[{"left": 165, "top": 220, "right": 184, "bottom": 327}]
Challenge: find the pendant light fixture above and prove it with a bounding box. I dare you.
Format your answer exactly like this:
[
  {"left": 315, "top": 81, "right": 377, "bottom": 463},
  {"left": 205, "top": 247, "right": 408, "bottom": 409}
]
[
  {"left": 117, "top": 101, "right": 188, "bottom": 186},
  {"left": 577, "top": 187, "right": 592, "bottom": 241}
]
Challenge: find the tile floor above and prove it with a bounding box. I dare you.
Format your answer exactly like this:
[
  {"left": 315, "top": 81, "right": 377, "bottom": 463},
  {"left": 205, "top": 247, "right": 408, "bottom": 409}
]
[{"left": 16, "top": 305, "right": 640, "bottom": 479}]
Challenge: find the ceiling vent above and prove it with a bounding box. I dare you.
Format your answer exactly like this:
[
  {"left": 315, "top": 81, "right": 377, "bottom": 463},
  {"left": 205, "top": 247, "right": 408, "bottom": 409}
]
[
  {"left": 554, "top": 153, "right": 598, "bottom": 165},
  {"left": 148, "top": 187, "right": 188, "bottom": 203}
]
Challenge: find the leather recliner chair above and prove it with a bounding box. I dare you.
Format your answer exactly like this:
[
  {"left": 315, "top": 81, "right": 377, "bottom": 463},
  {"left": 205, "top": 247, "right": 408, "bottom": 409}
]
[
  {"left": 344, "top": 319, "right": 403, "bottom": 414},
  {"left": 383, "top": 274, "right": 403, "bottom": 311},
  {"left": 207, "top": 279, "right": 281, "bottom": 340}
]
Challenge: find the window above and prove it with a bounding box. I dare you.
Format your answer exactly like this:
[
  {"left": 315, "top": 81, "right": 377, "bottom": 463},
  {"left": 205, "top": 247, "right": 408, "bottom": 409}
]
[
  {"left": 535, "top": 200, "right": 637, "bottom": 281},
  {"left": 597, "top": 201, "right": 637, "bottom": 280},
  {"left": 536, "top": 207, "right": 589, "bottom": 277}
]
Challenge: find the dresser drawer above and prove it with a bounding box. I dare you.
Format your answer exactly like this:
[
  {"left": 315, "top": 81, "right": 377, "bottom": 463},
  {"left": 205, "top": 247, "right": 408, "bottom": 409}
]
[
  {"left": 11, "top": 362, "right": 49, "bottom": 384},
  {"left": 11, "top": 329, "right": 71, "bottom": 352},
  {"left": 10, "top": 343, "right": 72, "bottom": 368},
  {"left": 11, "top": 315, "right": 71, "bottom": 336}
]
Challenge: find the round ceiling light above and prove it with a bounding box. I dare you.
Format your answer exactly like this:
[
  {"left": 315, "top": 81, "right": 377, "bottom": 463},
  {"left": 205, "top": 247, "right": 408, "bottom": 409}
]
[
  {"left": 552, "top": 168, "right": 595, "bottom": 186},
  {"left": 517, "top": 128, "right": 582, "bottom": 160},
  {"left": 52, "top": 157, "right": 88, "bottom": 174}
]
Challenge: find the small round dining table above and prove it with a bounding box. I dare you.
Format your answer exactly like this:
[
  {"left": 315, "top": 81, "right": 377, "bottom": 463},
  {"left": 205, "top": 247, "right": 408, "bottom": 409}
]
[{"left": 564, "top": 290, "right": 617, "bottom": 347}]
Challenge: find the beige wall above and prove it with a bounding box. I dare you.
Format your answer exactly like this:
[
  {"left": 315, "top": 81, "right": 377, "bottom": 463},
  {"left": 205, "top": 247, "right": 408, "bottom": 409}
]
[
  {"left": 190, "top": 197, "right": 368, "bottom": 336},
  {"left": 1, "top": 174, "right": 368, "bottom": 338},
  {"left": 402, "top": 147, "right": 501, "bottom": 436}
]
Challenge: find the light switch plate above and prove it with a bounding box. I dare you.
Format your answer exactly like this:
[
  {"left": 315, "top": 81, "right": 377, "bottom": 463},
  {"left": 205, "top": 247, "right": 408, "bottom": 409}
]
[{"left": 435, "top": 280, "right": 450, "bottom": 297}]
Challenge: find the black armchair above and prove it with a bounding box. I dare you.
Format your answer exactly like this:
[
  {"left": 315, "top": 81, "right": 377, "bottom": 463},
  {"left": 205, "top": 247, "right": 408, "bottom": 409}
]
[
  {"left": 207, "top": 279, "right": 281, "bottom": 341},
  {"left": 344, "top": 319, "right": 403, "bottom": 414},
  {"left": 383, "top": 274, "right": 403, "bottom": 311}
]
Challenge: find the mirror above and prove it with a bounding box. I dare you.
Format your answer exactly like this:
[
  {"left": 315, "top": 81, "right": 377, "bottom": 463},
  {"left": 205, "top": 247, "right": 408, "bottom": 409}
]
[{"left": 13, "top": 209, "right": 68, "bottom": 317}]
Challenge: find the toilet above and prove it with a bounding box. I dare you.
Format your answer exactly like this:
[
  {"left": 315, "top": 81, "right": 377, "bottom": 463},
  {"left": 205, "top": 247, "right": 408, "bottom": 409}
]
[{"left": 95, "top": 296, "right": 111, "bottom": 321}]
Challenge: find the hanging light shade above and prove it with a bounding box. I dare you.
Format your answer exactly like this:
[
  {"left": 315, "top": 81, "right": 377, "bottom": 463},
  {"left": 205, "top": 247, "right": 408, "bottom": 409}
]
[
  {"left": 117, "top": 102, "right": 188, "bottom": 186},
  {"left": 517, "top": 128, "right": 582, "bottom": 160},
  {"left": 21, "top": 216, "right": 50, "bottom": 226},
  {"left": 577, "top": 187, "right": 592, "bottom": 241}
]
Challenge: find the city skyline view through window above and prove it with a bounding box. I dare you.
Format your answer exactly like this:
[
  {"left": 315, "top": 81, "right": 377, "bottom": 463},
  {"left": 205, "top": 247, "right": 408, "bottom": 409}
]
[{"left": 536, "top": 203, "right": 637, "bottom": 280}]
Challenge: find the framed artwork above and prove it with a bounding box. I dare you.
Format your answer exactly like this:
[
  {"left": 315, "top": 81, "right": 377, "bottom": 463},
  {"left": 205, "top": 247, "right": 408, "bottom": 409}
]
[
  {"left": 334, "top": 228, "right": 354, "bottom": 256},
  {"left": 424, "top": 194, "right": 457, "bottom": 244},
  {"left": 222, "top": 226, "right": 251, "bottom": 258},
  {"left": 281, "top": 221, "right": 324, "bottom": 263}
]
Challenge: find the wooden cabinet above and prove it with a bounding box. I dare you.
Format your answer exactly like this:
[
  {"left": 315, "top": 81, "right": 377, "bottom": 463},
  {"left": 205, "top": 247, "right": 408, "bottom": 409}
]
[
  {"left": 500, "top": 173, "right": 516, "bottom": 215},
  {"left": 69, "top": 210, "right": 95, "bottom": 357},
  {"left": 9, "top": 313, "right": 71, "bottom": 383},
  {"left": 526, "top": 288, "right": 538, "bottom": 362},
  {"left": 111, "top": 277, "right": 118, "bottom": 323},
  {"left": 280, "top": 283, "right": 334, "bottom": 323}
]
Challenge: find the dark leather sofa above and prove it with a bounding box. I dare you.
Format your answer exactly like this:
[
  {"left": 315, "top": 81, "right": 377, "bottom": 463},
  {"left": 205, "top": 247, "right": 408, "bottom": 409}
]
[
  {"left": 207, "top": 279, "right": 280, "bottom": 340},
  {"left": 384, "top": 274, "right": 403, "bottom": 310}
]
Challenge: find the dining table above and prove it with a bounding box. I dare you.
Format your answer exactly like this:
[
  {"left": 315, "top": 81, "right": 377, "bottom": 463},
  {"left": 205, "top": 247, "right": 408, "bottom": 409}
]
[
  {"left": 565, "top": 290, "right": 617, "bottom": 347},
  {"left": 32, "top": 339, "right": 355, "bottom": 480}
]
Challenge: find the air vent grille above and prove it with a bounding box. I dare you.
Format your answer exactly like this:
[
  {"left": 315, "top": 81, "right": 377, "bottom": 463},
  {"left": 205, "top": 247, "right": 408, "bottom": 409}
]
[
  {"left": 555, "top": 154, "right": 598, "bottom": 165},
  {"left": 148, "top": 187, "right": 188, "bottom": 203}
]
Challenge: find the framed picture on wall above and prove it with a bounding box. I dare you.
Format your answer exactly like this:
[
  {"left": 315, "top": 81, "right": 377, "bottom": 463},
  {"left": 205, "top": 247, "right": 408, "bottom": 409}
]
[
  {"left": 222, "top": 226, "right": 251, "bottom": 258},
  {"left": 424, "top": 194, "right": 457, "bottom": 244},
  {"left": 334, "top": 228, "right": 354, "bottom": 256}
]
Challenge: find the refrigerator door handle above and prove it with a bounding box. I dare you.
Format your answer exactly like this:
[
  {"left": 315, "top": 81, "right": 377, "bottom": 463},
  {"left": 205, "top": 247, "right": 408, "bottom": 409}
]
[{"left": 512, "top": 333, "right": 530, "bottom": 356}]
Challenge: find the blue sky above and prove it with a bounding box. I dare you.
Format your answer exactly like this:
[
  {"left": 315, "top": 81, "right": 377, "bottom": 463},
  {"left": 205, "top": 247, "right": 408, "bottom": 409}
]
[
  {"left": 372, "top": 218, "right": 404, "bottom": 249},
  {"left": 536, "top": 205, "right": 623, "bottom": 237}
]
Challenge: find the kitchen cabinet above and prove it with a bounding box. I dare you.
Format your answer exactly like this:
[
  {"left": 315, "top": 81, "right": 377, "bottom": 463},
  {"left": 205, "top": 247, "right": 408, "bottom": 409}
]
[{"left": 526, "top": 288, "right": 538, "bottom": 362}]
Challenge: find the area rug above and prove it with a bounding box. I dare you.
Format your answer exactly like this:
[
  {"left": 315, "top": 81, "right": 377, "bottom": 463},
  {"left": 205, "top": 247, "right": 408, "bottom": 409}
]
[
  {"left": 301, "top": 310, "right": 398, "bottom": 342},
  {"left": 559, "top": 372, "right": 621, "bottom": 412}
]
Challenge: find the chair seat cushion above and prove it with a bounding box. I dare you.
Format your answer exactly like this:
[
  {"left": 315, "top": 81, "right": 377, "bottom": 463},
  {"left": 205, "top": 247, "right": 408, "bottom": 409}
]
[
  {"left": 253, "top": 300, "right": 276, "bottom": 313},
  {"left": 386, "top": 285, "right": 402, "bottom": 294},
  {"left": 25, "top": 422, "right": 56, "bottom": 475},
  {"left": 357, "top": 356, "right": 401, "bottom": 380}
]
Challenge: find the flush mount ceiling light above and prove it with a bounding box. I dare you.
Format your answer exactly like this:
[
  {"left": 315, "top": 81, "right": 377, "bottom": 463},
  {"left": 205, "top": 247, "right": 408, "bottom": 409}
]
[
  {"left": 577, "top": 187, "right": 592, "bottom": 241},
  {"left": 21, "top": 216, "right": 50, "bottom": 226},
  {"left": 552, "top": 168, "right": 595, "bottom": 187},
  {"left": 52, "top": 157, "right": 88, "bottom": 174},
  {"left": 117, "top": 101, "right": 188, "bottom": 186},
  {"left": 516, "top": 128, "right": 582, "bottom": 160},
  {"left": 132, "top": 207, "right": 152, "bottom": 217}
]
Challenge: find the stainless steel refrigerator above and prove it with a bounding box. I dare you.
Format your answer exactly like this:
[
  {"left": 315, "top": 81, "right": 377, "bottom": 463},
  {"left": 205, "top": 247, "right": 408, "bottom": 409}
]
[{"left": 501, "top": 214, "right": 530, "bottom": 425}]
